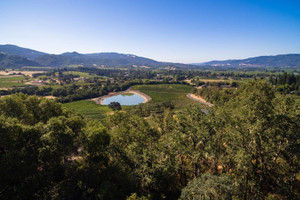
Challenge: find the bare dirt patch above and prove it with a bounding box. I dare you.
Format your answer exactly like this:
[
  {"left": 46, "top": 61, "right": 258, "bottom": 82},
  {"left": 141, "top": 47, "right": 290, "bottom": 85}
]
[
  {"left": 198, "top": 79, "right": 225, "bottom": 82},
  {"left": 0, "top": 71, "right": 45, "bottom": 77},
  {"left": 44, "top": 96, "right": 56, "bottom": 99},
  {"left": 0, "top": 87, "right": 11, "bottom": 90},
  {"left": 187, "top": 93, "right": 214, "bottom": 107},
  {"left": 184, "top": 79, "right": 192, "bottom": 84}
]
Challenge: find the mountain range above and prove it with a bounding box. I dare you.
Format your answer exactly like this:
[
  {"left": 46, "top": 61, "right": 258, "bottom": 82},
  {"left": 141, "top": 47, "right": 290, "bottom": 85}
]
[
  {"left": 0, "top": 44, "right": 299, "bottom": 69},
  {"left": 0, "top": 44, "right": 192, "bottom": 69},
  {"left": 0, "top": 44, "right": 47, "bottom": 60},
  {"left": 196, "top": 54, "right": 300, "bottom": 68},
  {"left": 34, "top": 52, "right": 162, "bottom": 68},
  {"left": 0, "top": 53, "right": 40, "bottom": 69}
]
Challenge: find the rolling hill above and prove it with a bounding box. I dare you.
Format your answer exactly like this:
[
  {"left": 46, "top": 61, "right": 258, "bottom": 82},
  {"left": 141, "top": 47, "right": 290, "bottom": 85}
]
[
  {"left": 0, "top": 44, "right": 299, "bottom": 69},
  {"left": 197, "top": 54, "right": 300, "bottom": 68},
  {"left": 34, "top": 52, "right": 197, "bottom": 68},
  {"left": 0, "top": 44, "right": 195, "bottom": 68},
  {"left": 0, "top": 44, "right": 47, "bottom": 60},
  {"left": 34, "top": 52, "right": 163, "bottom": 68},
  {"left": 0, "top": 53, "right": 40, "bottom": 69}
]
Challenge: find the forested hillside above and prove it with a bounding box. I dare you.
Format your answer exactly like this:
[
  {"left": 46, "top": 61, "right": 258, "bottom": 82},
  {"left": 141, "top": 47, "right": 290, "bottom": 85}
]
[
  {"left": 0, "top": 45, "right": 195, "bottom": 69},
  {"left": 0, "top": 53, "right": 40, "bottom": 69},
  {"left": 1, "top": 44, "right": 300, "bottom": 69},
  {"left": 199, "top": 54, "right": 300, "bottom": 68},
  {"left": 33, "top": 52, "right": 162, "bottom": 68},
  {"left": 0, "top": 80, "right": 299, "bottom": 200},
  {"left": 0, "top": 44, "right": 47, "bottom": 59}
]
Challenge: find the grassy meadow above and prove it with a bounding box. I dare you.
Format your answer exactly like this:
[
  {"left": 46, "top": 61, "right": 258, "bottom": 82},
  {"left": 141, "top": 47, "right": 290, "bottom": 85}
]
[
  {"left": 62, "top": 100, "right": 111, "bottom": 120},
  {"left": 0, "top": 75, "right": 28, "bottom": 87},
  {"left": 62, "top": 84, "right": 210, "bottom": 120},
  {"left": 63, "top": 71, "right": 93, "bottom": 78},
  {"left": 131, "top": 84, "right": 209, "bottom": 109}
]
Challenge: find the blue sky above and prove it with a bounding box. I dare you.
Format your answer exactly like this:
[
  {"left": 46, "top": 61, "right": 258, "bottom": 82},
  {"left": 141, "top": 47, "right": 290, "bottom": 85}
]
[{"left": 0, "top": 0, "right": 299, "bottom": 63}]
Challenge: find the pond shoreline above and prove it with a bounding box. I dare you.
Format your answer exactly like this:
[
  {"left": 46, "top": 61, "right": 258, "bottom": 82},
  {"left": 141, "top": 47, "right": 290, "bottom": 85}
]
[{"left": 91, "top": 89, "right": 152, "bottom": 105}]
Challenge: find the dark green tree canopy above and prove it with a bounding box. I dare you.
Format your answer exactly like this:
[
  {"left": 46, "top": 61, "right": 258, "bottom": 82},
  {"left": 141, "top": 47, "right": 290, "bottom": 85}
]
[
  {"left": 108, "top": 101, "right": 122, "bottom": 110},
  {"left": 0, "top": 80, "right": 299, "bottom": 200}
]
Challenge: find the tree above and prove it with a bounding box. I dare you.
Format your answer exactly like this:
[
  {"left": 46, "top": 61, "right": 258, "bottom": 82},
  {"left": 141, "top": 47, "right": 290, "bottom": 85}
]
[
  {"left": 107, "top": 112, "right": 180, "bottom": 199},
  {"left": 0, "top": 94, "right": 130, "bottom": 200},
  {"left": 164, "top": 106, "right": 220, "bottom": 187},
  {"left": 180, "top": 173, "right": 237, "bottom": 200},
  {"left": 127, "top": 193, "right": 151, "bottom": 200},
  {"left": 215, "top": 80, "right": 300, "bottom": 199},
  {"left": 108, "top": 101, "right": 122, "bottom": 110},
  {"left": 0, "top": 94, "right": 83, "bottom": 199}
]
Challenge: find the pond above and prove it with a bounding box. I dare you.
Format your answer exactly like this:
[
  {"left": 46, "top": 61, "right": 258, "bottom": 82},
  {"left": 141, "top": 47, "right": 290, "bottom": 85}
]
[{"left": 102, "top": 93, "right": 146, "bottom": 106}]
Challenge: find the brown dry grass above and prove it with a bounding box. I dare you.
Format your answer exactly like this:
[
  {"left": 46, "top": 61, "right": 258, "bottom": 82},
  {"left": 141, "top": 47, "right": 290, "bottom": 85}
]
[{"left": 0, "top": 70, "right": 45, "bottom": 77}]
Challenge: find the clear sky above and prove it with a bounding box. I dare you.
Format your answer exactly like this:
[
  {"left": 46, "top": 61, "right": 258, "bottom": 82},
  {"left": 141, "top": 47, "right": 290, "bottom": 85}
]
[{"left": 0, "top": 0, "right": 299, "bottom": 63}]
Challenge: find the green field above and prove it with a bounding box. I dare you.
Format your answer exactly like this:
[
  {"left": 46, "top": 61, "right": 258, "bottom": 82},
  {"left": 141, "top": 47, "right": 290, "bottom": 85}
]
[
  {"left": 131, "top": 84, "right": 209, "bottom": 109},
  {"left": 0, "top": 76, "right": 28, "bottom": 87},
  {"left": 22, "top": 66, "right": 55, "bottom": 70},
  {"left": 41, "top": 82, "right": 94, "bottom": 90},
  {"left": 63, "top": 71, "right": 93, "bottom": 78},
  {"left": 62, "top": 100, "right": 111, "bottom": 120},
  {"left": 191, "top": 76, "right": 253, "bottom": 83},
  {"left": 62, "top": 84, "right": 210, "bottom": 120}
]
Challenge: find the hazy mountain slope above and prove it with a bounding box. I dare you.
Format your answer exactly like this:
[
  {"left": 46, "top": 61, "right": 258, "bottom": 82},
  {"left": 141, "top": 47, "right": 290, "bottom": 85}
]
[
  {"left": 1, "top": 44, "right": 299, "bottom": 69},
  {"left": 0, "top": 53, "right": 40, "bottom": 69},
  {"left": 34, "top": 52, "right": 182, "bottom": 68},
  {"left": 198, "top": 54, "right": 300, "bottom": 68},
  {"left": 0, "top": 44, "right": 47, "bottom": 60},
  {"left": 0, "top": 44, "right": 196, "bottom": 68}
]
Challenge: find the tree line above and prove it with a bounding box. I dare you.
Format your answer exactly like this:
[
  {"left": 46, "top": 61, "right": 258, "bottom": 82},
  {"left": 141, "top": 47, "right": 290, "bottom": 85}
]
[{"left": 270, "top": 72, "right": 300, "bottom": 95}]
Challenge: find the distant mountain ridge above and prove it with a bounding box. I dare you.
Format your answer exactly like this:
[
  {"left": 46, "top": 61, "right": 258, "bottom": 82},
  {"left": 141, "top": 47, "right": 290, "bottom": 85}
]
[
  {"left": 197, "top": 54, "right": 300, "bottom": 68},
  {"left": 0, "top": 44, "right": 47, "bottom": 60},
  {"left": 34, "top": 52, "right": 162, "bottom": 68},
  {"left": 0, "top": 44, "right": 194, "bottom": 69},
  {"left": 0, "top": 44, "right": 299, "bottom": 69},
  {"left": 0, "top": 53, "right": 40, "bottom": 69}
]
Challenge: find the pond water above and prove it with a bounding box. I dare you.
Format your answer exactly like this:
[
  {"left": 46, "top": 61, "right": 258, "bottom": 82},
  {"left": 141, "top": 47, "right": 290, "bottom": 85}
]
[{"left": 102, "top": 93, "right": 145, "bottom": 106}]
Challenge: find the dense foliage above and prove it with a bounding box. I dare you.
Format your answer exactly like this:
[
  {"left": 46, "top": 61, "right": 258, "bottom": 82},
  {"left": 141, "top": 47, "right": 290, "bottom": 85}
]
[
  {"left": 108, "top": 101, "right": 122, "bottom": 111},
  {"left": 0, "top": 94, "right": 130, "bottom": 199},
  {"left": 270, "top": 72, "right": 300, "bottom": 95},
  {"left": 0, "top": 80, "right": 299, "bottom": 199},
  {"left": 194, "top": 87, "right": 236, "bottom": 106}
]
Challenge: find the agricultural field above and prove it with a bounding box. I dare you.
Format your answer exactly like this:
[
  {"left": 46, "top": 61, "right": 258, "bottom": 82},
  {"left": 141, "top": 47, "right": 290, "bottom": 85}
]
[
  {"left": 62, "top": 84, "right": 210, "bottom": 120},
  {"left": 191, "top": 76, "right": 252, "bottom": 83},
  {"left": 193, "top": 78, "right": 227, "bottom": 82},
  {"left": 22, "top": 66, "right": 55, "bottom": 71},
  {"left": 131, "top": 84, "right": 209, "bottom": 109},
  {"left": 0, "top": 75, "right": 28, "bottom": 87},
  {"left": 63, "top": 71, "right": 93, "bottom": 78},
  {"left": 0, "top": 70, "right": 45, "bottom": 77},
  {"left": 62, "top": 100, "right": 111, "bottom": 120}
]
